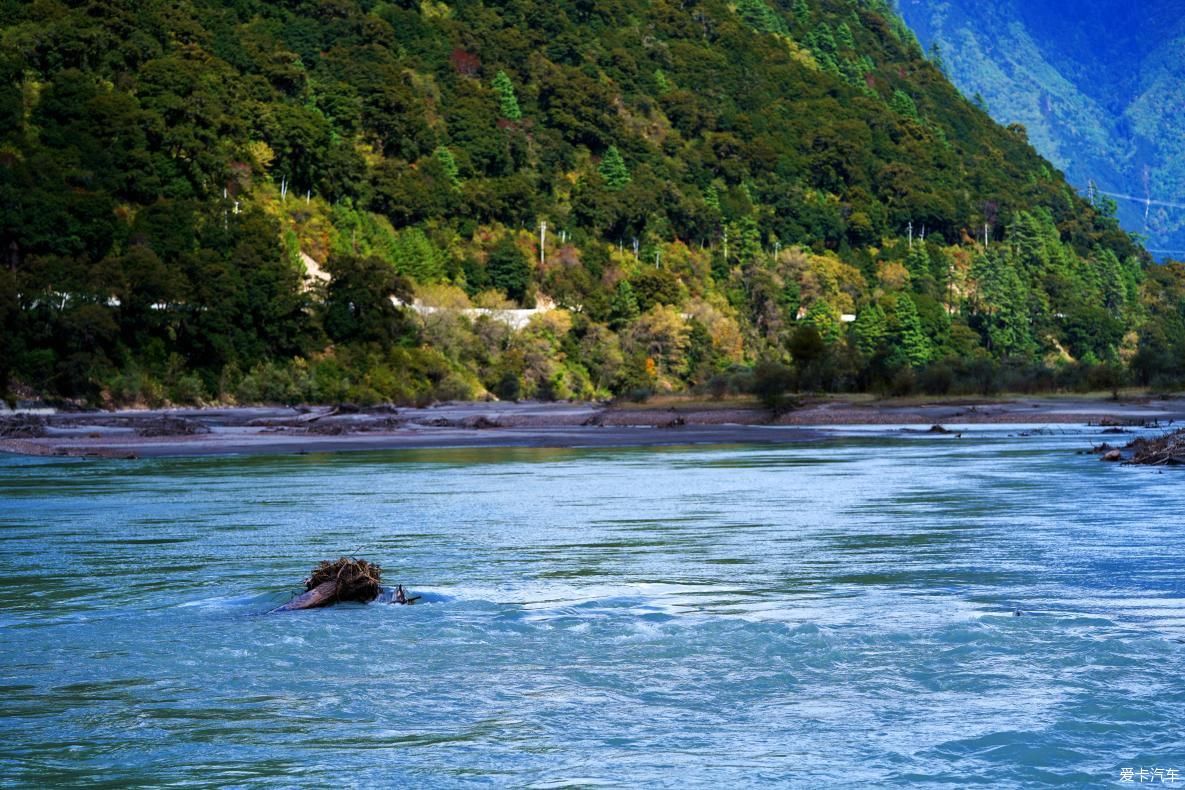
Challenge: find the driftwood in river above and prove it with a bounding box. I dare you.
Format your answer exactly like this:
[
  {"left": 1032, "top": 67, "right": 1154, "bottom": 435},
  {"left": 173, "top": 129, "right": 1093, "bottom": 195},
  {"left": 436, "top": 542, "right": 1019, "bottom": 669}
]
[
  {"left": 273, "top": 579, "right": 340, "bottom": 611},
  {"left": 272, "top": 557, "right": 383, "bottom": 612},
  {"left": 1123, "top": 428, "right": 1185, "bottom": 466}
]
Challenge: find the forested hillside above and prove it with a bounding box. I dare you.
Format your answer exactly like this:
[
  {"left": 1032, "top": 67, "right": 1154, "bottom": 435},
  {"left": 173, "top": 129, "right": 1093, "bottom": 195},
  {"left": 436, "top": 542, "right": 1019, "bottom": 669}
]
[
  {"left": 895, "top": 0, "right": 1185, "bottom": 259},
  {"left": 1, "top": 0, "right": 1181, "bottom": 407}
]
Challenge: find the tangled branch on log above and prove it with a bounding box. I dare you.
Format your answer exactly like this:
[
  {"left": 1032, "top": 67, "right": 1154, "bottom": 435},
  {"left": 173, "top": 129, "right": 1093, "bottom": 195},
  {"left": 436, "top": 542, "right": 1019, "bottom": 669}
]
[
  {"left": 305, "top": 557, "right": 383, "bottom": 602},
  {"left": 273, "top": 557, "right": 383, "bottom": 611}
]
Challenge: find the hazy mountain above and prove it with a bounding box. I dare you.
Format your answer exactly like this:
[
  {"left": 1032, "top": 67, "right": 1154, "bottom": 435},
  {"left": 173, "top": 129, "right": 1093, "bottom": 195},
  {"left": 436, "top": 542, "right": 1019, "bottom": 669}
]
[{"left": 896, "top": 0, "right": 1185, "bottom": 257}]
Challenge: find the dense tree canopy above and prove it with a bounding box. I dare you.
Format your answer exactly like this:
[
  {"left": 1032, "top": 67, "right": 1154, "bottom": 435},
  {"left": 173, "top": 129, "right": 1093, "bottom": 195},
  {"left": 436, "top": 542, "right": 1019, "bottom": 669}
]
[{"left": 0, "top": 0, "right": 1177, "bottom": 405}]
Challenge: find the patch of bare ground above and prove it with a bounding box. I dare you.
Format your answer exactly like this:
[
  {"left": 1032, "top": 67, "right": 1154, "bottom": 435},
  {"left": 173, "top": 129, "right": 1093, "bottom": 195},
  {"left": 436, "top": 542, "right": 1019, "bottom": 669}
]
[{"left": 3, "top": 396, "right": 1185, "bottom": 459}]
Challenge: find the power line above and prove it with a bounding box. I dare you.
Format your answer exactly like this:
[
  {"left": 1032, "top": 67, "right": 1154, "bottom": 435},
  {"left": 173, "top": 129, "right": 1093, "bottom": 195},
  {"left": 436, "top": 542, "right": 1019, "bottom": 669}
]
[{"left": 1094, "top": 189, "right": 1185, "bottom": 212}]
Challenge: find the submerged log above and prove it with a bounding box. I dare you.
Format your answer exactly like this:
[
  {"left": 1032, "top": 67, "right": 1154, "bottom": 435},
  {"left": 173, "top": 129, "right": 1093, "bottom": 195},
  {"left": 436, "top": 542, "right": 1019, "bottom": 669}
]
[{"left": 272, "top": 580, "right": 338, "bottom": 612}]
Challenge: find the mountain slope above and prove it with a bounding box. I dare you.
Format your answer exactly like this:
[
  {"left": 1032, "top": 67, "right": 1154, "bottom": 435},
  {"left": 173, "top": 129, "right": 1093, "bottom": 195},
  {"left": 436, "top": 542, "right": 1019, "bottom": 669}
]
[
  {"left": 895, "top": 0, "right": 1185, "bottom": 257},
  {"left": 1, "top": 0, "right": 1178, "bottom": 404}
]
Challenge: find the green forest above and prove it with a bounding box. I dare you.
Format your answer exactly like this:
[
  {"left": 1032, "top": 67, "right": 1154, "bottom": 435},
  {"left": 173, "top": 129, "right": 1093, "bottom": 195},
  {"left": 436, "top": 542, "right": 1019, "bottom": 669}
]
[{"left": 2, "top": 0, "right": 1183, "bottom": 407}]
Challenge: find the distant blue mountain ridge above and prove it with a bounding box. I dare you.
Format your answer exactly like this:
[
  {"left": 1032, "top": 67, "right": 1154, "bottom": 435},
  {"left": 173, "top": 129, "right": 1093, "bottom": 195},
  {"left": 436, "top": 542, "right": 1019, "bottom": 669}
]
[{"left": 895, "top": 0, "right": 1185, "bottom": 259}]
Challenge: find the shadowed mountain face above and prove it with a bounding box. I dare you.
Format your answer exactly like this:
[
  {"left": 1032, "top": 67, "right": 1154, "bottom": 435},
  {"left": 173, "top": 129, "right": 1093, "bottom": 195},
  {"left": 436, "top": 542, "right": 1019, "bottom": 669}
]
[{"left": 897, "top": 0, "right": 1185, "bottom": 257}]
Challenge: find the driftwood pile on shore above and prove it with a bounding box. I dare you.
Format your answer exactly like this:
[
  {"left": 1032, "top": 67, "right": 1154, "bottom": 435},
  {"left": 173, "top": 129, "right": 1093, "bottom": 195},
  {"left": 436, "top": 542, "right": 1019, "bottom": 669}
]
[
  {"left": 0, "top": 415, "right": 47, "bottom": 438},
  {"left": 1122, "top": 428, "right": 1185, "bottom": 466},
  {"left": 273, "top": 557, "right": 383, "bottom": 611},
  {"left": 135, "top": 416, "right": 211, "bottom": 437}
]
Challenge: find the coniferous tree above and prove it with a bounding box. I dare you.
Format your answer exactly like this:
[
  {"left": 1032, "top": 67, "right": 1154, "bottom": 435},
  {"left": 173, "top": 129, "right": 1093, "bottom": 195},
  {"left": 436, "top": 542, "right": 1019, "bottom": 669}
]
[
  {"left": 803, "top": 299, "right": 842, "bottom": 344},
  {"left": 1007, "top": 211, "right": 1047, "bottom": 275},
  {"left": 836, "top": 22, "right": 856, "bottom": 50},
  {"left": 434, "top": 147, "right": 461, "bottom": 189},
  {"left": 973, "top": 251, "right": 1033, "bottom": 356},
  {"left": 598, "top": 146, "right": 631, "bottom": 190},
  {"left": 853, "top": 303, "right": 888, "bottom": 358},
  {"left": 814, "top": 50, "right": 841, "bottom": 75},
  {"left": 792, "top": 0, "right": 811, "bottom": 25},
  {"left": 813, "top": 23, "right": 837, "bottom": 52},
  {"left": 905, "top": 242, "right": 933, "bottom": 291},
  {"left": 730, "top": 215, "right": 764, "bottom": 267},
  {"left": 888, "top": 293, "right": 932, "bottom": 367},
  {"left": 704, "top": 184, "right": 721, "bottom": 212},
  {"left": 735, "top": 0, "right": 788, "bottom": 35},
  {"left": 1094, "top": 247, "right": 1127, "bottom": 313},
  {"left": 392, "top": 228, "right": 446, "bottom": 284},
  {"left": 491, "top": 70, "right": 522, "bottom": 121},
  {"left": 487, "top": 236, "right": 530, "bottom": 303},
  {"left": 891, "top": 90, "right": 920, "bottom": 121},
  {"left": 610, "top": 280, "right": 641, "bottom": 329}
]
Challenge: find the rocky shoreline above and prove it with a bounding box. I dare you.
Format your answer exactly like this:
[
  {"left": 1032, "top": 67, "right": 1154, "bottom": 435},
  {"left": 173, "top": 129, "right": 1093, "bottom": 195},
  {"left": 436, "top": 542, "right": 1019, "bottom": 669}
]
[{"left": 2, "top": 396, "right": 1183, "bottom": 459}]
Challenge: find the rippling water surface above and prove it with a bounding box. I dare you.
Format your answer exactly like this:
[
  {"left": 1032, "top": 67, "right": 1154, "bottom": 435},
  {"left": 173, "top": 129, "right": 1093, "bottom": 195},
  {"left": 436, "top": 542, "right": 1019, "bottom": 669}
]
[{"left": 1, "top": 426, "right": 1183, "bottom": 787}]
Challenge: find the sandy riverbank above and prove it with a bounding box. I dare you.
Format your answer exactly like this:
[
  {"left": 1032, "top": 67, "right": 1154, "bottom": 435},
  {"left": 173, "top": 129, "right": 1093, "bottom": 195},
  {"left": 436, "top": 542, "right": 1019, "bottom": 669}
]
[{"left": 1, "top": 396, "right": 1182, "bottom": 459}]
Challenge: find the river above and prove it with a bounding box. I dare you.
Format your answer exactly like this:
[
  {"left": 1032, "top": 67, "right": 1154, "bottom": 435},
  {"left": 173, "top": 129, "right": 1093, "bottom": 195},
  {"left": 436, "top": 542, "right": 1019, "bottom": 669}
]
[{"left": 1, "top": 425, "right": 1182, "bottom": 786}]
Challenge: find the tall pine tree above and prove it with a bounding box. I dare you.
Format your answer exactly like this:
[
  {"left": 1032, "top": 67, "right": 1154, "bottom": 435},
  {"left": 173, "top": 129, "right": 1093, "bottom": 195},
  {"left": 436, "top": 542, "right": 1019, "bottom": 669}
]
[
  {"left": 491, "top": 70, "right": 522, "bottom": 121},
  {"left": 853, "top": 303, "right": 888, "bottom": 358},
  {"left": 598, "top": 146, "right": 631, "bottom": 190},
  {"left": 888, "top": 293, "right": 932, "bottom": 367}
]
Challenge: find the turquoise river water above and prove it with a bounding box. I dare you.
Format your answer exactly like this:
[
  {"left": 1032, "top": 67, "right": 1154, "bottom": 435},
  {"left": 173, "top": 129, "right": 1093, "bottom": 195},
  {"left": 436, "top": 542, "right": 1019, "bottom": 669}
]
[{"left": 1, "top": 425, "right": 1183, "bottom": 787}]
